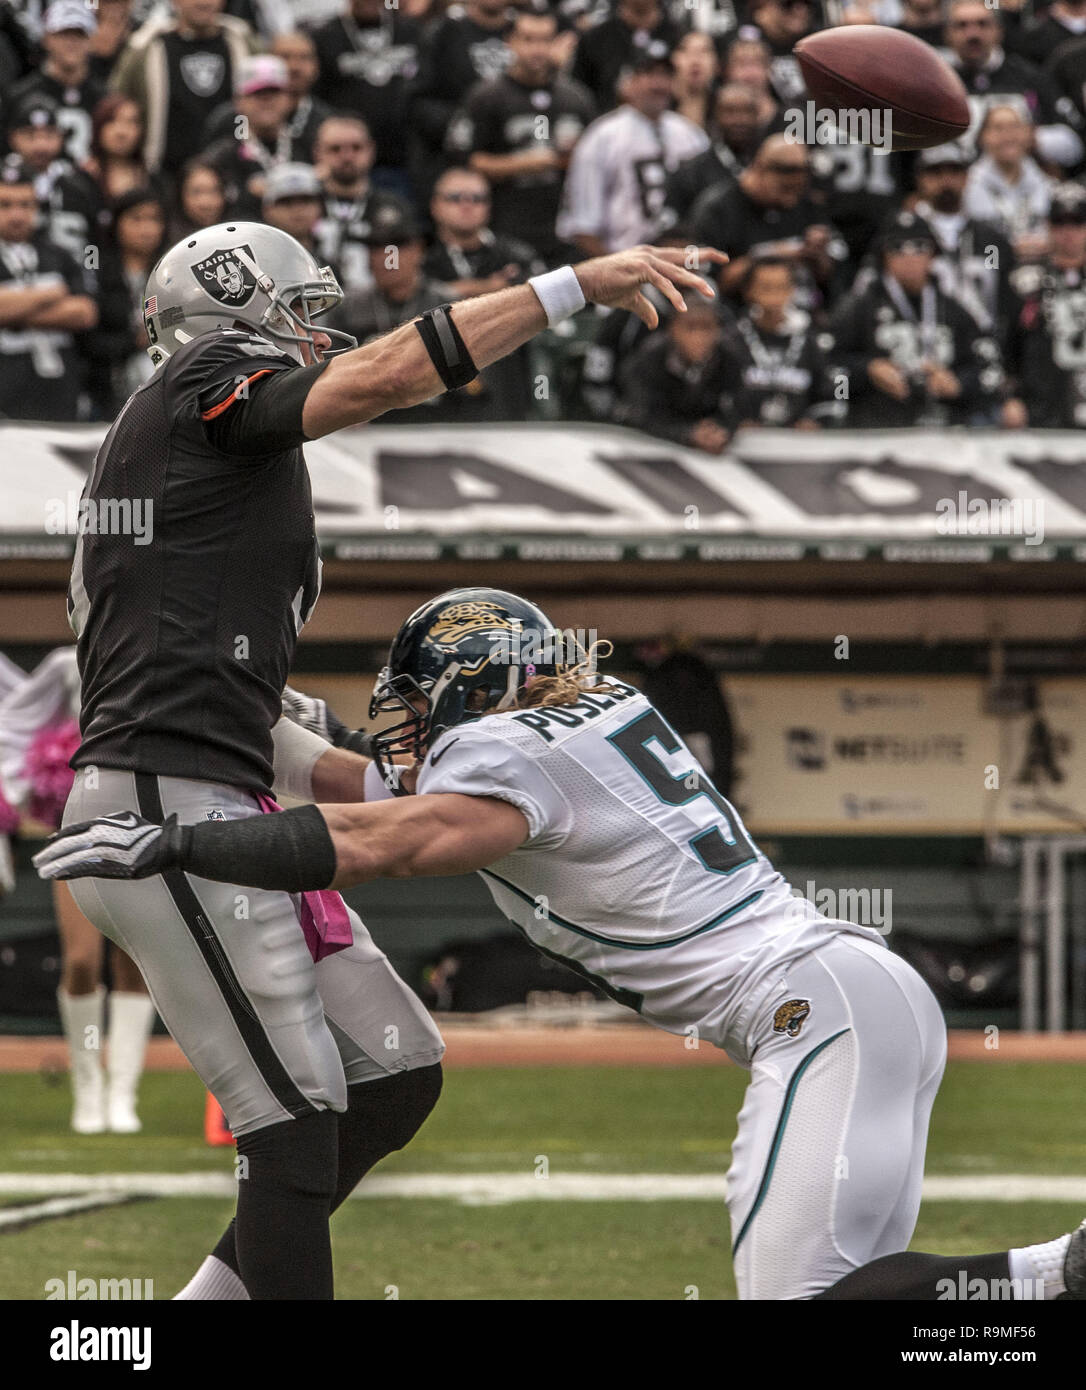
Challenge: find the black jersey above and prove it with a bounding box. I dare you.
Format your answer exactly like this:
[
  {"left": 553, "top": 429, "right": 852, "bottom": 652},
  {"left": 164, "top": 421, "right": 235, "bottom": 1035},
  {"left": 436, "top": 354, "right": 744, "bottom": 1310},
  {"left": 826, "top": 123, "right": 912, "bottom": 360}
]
[
  {"left": 0, "top": 236, "right": 90, "bottom": 422},
  {"left": 445, "top": 72, "right": 595, "bottom": 261},
  {"left": 159, "top": 30, "right": 236, "bottom": 174},
  {"left": 827, "top": 274, "right": 1005, "bottom": 428},
  {"left": 719, "top": 311, "right": 844, "bottom": 428},
  {"left": 311, "top": 10, "right": 422, "bottom": 170},
  {"left": 1010, "top": 259, "right": 1086, "bottom": 427},
  {"left": 68, "top": 330, "right": 328, "bottom": 794}
]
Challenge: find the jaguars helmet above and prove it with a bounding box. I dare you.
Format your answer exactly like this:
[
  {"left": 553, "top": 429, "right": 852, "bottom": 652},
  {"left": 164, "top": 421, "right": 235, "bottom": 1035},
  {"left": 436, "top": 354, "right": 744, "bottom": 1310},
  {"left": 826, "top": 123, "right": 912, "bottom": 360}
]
[
  {"left": 141, "top": 221, "right": 356, "bottom": 368},
  {"left": 370, "top": 588, "right": 566, "bottom": 785}
]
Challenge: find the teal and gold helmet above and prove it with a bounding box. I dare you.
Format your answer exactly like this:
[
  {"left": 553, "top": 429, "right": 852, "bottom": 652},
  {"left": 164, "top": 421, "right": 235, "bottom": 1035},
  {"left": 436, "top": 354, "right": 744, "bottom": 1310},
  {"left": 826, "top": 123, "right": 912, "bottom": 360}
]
[{"left": 369, "top": 588, "right": 565, "bottom": 781}]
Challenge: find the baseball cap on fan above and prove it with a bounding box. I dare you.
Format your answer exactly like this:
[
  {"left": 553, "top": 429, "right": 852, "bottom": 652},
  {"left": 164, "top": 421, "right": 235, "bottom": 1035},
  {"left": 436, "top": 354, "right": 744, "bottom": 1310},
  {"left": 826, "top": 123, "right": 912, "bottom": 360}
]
[
  {"left": 916, "top": 141, "right": 972, "bottom": 170},
  {"left": 263, "top": 162, "right": 322, "bottom": 205},
  {"left": 6, "top": 93, "right": 60, "bottom": 134},
  {"left": 1048, "top": 182, "right": 1086, "bottom": 225},
  {"left": 882, "top": 208, "right": 937, "bottom": 254},
  {"left": 236, "top": 55, "right": 289, "bottom": 96},
  {"left": 43, "top": 1, "right": 97, "bottom": 34},
  {"left": 622, "top": 38, "right": 674, "bottom": 76}
]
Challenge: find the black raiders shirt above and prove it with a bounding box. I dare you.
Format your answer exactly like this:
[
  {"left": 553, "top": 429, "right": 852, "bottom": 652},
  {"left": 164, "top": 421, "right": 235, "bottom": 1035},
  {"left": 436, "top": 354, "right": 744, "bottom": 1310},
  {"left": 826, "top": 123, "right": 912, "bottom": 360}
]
[
  {"left": 0, "top": 237, "right": 90, "bottom": 422},
  {"left": 446, "top": 72, "right": 595, "bottom": 261},
  {"left": 1010, "top": 260, "right": 1086, "bottom": 428},
  {"left": 412, "top": 12, "right": 513, "bottom": 156},
  {"left": 311, "top": 10, "right": 422, "bottom": 169},
  {"left": 161, "top": 30, "right": 235, "bottom": 173},
  {"left": 69, "top": 330, "right": 328, "bottom": 793}
]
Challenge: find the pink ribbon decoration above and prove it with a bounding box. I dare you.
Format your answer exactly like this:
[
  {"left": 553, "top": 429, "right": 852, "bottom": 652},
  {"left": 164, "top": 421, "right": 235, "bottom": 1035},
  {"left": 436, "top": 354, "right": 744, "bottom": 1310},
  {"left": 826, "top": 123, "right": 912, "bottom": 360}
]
[{"left": 254, "top": 793, "right": 354, "bottom": 962}]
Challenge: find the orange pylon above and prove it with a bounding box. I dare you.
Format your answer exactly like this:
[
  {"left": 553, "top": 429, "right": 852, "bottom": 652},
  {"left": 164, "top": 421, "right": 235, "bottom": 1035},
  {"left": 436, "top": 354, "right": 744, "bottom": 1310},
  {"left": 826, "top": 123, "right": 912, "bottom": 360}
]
[{"left": 204, "top": 1092, "right": 233, "bottom": 1146}]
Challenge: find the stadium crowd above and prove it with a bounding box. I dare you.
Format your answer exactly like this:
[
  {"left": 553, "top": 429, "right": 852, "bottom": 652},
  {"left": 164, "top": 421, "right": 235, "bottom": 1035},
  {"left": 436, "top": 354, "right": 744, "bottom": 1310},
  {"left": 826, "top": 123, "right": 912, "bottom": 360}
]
[{"left": 1, "top": 0, "right": 1086, "bottom": 445}]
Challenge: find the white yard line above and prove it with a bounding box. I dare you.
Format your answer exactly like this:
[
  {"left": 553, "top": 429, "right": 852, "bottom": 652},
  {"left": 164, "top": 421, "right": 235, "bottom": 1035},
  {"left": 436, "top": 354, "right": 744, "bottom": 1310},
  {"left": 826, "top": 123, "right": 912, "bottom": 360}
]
[
  {"left": 0, "top": 1173, "right": 1085, "bottom": 1205},
  {"left": 0, "top": 1192, "right": 135, "bottom": 1229}
]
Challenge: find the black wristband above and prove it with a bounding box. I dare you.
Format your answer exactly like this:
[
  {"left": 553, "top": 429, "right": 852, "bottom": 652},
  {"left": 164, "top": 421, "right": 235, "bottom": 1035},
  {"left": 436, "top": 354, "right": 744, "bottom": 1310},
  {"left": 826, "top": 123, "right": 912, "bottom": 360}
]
[
  {"left": 182, "top": 804, "right": 337, "bottom": 892},
  {"left": 414, "top": 304, "right": 478, "bottom": 391}
]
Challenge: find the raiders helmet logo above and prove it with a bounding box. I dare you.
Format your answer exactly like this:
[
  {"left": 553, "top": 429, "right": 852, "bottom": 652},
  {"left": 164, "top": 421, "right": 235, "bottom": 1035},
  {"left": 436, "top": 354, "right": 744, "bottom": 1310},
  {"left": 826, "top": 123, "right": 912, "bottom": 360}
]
[
  {"left": 427, "top": 602, "right": 515, "bottom": 646},
  {"left": 772, "top": 999, "right": 811, "bottom": 1038},
  {"left": 180, "top": 52, "right": 226, "bottom": 98},
  {"left": 191, "top": 247, "right": 258, "bottom": 308}
]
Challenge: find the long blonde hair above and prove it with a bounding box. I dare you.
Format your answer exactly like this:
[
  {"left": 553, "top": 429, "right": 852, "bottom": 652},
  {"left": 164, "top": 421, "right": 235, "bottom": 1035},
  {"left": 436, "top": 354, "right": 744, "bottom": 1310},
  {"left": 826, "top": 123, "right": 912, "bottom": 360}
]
[{"left": 512, "top": 639, "right": 624, "bottom": 710}]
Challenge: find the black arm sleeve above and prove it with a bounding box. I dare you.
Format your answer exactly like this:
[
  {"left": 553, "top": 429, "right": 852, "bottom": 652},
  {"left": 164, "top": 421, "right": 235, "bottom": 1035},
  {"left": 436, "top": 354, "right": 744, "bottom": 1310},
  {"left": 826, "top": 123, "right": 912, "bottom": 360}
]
[
  {"left": 179, "top": 803, "right": 338, "bottom": 891},
  {"left": 202, "top": 358, "right": 334, "bottom": 457}
]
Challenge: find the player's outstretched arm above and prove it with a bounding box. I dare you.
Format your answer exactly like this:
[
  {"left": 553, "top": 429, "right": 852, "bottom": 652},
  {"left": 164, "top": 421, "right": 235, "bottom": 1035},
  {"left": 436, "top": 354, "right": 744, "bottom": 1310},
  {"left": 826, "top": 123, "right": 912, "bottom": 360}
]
[
  {"left": 32, "top": 795, "right": 528, "bottom": 892},
  {"left": 301, "top": 246, "right": 727, "bottom": 439}
]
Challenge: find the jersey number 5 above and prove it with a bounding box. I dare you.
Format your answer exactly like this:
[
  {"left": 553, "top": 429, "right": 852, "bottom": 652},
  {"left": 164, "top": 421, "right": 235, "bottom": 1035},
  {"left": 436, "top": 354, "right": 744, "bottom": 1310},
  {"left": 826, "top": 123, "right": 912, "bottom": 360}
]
[{"left": 608, "top": 710, "right": 756, "bottom": 875}]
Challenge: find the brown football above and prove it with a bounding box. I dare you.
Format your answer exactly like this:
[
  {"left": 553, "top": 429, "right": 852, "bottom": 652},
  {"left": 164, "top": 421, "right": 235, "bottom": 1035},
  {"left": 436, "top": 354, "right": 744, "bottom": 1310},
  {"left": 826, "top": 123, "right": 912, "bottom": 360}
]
[{"left": 794, "top": 25, "right": 971, "bottom": 151}]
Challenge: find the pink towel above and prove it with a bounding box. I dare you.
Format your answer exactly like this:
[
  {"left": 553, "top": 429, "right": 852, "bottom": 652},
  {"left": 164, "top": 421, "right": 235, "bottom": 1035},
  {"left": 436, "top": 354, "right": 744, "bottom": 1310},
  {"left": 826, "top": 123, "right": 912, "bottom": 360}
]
[{"left": 254, "top": 793, "right": 353, "bottom": 962}]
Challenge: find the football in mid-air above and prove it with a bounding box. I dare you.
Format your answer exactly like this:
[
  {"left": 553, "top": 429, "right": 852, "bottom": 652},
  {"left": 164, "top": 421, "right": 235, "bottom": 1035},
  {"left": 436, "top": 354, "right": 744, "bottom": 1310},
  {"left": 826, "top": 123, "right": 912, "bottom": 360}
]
[{"left": 794, "top": 25, "right": 971, "bottom": 151}]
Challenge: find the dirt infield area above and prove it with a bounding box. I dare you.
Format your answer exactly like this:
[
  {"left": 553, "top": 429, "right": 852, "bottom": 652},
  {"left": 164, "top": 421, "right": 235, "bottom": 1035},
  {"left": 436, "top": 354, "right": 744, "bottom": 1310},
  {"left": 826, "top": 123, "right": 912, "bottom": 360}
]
[{"left": 1, "top": 1026, "right": 1084, "bottom": 1073}]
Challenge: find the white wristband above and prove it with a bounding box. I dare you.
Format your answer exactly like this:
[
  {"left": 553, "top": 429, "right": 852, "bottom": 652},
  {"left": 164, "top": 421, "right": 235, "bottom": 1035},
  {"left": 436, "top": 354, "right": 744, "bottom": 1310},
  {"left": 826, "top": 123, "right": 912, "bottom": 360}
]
[{"left": 529, "top": 266, "right": 586, "bottom": 327}]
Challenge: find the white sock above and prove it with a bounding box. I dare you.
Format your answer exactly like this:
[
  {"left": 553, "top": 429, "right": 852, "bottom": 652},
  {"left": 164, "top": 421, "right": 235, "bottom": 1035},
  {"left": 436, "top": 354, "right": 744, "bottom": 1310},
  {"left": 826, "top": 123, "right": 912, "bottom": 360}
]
[
  {"left": 1008, "top": 1234, "right": 1071, "bottom": 1299},
  {"left": 172, "top": 1255, "right": 250, "bottom": 1301}
]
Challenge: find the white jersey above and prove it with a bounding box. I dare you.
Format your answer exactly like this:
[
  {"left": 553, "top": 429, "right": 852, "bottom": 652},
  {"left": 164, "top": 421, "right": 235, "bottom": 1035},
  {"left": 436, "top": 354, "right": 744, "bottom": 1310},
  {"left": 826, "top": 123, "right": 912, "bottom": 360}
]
[
  {"left": 556, "top": 107, "right": 709, "bottom": 253},
  {"left": 416, "top": 682, "right": 884, "bottom": 1059}
]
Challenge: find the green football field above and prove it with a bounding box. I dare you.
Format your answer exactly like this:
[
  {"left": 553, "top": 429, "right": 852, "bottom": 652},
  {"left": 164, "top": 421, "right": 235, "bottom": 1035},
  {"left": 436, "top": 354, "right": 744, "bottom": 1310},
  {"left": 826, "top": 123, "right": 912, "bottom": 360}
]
[{"left": 1, "top": 1061, "right": 1083, "bottom": 1300}]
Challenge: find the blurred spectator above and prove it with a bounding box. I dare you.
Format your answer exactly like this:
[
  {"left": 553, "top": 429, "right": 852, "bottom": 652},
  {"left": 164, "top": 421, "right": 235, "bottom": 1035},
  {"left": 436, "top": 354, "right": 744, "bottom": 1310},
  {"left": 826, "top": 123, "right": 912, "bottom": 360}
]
[
  {"left": 109, "top": 0, "right": 258, "bottom": 177},
  {"left": 671, "top": 31, "right": 720, "bottom": 131},
  {"left": 203, "top": 55, "right": 295, "bottom": 218},
  {"left": 8, "top": 2, "right": 105, "bottom": 166},
  {"left": 261, "top": 161, "right": 325, "bottom": 255},
  {"left": 411, "top": 0, "right": 514, "bottom": 197},
  {"left": 578, "top": 292, "right": 672, "bottom": 419},
  {"left": 0, "top": 156, "right": 97, "bottom": 421},
  {"left": 557, "top": 45, "right": 708, "bottom": 256},
  {"left": 6, "top": 95, "right": 72, "bottom": 205},
  {"left": 88, "top": 185, "right": 167, "bottom": 413},
  {"left": 829, "top": 209, "right": 1005, "bottom": 427},
  {"left": 223, "top": 0, "right": 295, "bottom": 40},
  {"left": 1044, "top": 29, "right": 1086, "bottom": 127},
  {"left": 658, "top": 83, "right": 763, "bottom": 238},
  {"left": 945, "top": 0, "right": 1084, "bottom": 169},
  {"left": 570, "top": 0, "right": 683, "bottom": 112},
  {"left": 88, "top": 0, "right": 138, "bottom": 86},
  {"left": 331, "top": 201, "right": 531, "bottom": 420},
  {"left": 169, "top": 157, "right": 226, "bottom": 239},
  {"left": 691, "top": 133, "right": 847, "bottom": 312},
  {"left": 1011, "top": 0, "right": 1086, "bottom": 67},
  {"left": 721, "top": 257, "right": 844, "bottom": 428},
  {"left": 424, "top": 166, "right": 544, "bottom": 299},
  {"left": 740, "top": 0, "right": 819, "bottom": 106},
  {"left": 964, "top": 105, "right": 1053, "bottom": 259},
  {"left": 447, "top": 7, "right": 594, "bottom": 267},
  {"left": 1003, "top": 182, "right": 1086, "bottom": 428},
  {"left": 910, "top": 142, "right": 1018, "bottom": 347},
  {"left": 897, "top": 0, "right": 946, "bottom": 48},
  {"left": 310, "top": 0, "right": 423, "bottom": 197},
  {"left": 722, "top": 34, "right": 779, "bottom": 128},
  {"left": 635, "top": 637, "right": 735, "bottom": 798},
  {"left": 615, "top": 291, "right": 731, "bottom": 452},
  {"left": 312, "top": 114, "right": 411, "bottom": 290},
  {"left": 809, "top": 137, "right": 909, "bottom": 266},
  {"left": 0, "top": 4, "right": 31, "bottom": 89},
  {"left": 48, "top": 95, "right": 158, "bottom": 263},
  {"left": 272, "top": 31, "right": 333, "bottom": 164}
]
